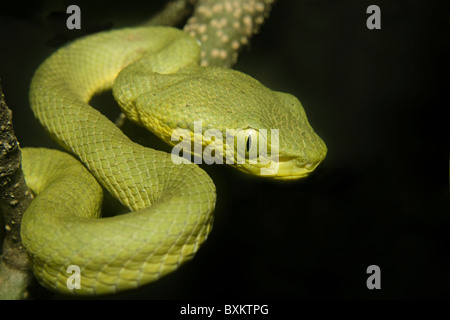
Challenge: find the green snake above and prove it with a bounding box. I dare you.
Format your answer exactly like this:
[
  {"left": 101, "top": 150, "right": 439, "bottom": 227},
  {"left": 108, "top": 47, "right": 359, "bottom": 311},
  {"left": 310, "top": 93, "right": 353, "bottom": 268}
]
[{"left": 20, "top": 26, "right": 327, "bottom": 295}]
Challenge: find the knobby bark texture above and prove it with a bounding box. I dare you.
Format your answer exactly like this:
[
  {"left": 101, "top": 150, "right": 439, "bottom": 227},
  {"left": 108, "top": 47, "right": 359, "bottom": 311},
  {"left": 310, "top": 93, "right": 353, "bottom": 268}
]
[
  {"left": 145, "top": 0, "right": 275, "bottom": 68},
  {"left": 0, "top": 80, "right": 34, "bottom": 300},
  {"left": 185, "top": 0, "right": 275, "bottom": 67}
]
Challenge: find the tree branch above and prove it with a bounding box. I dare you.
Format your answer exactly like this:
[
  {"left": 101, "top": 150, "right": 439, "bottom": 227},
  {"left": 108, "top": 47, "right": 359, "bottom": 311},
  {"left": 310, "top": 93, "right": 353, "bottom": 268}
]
[
  {"left": 184, "top": 0, "right": 275, "bottom": 68},
  {"left": 0, "top": 79, "right": 34, "bottom": 300}
]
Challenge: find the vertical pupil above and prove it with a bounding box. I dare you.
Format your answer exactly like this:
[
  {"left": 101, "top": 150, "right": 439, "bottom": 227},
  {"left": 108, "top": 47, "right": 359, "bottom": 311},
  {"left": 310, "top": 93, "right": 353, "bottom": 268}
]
[{"left": 246, "top": 135, "right": 251, "bottom": 152}]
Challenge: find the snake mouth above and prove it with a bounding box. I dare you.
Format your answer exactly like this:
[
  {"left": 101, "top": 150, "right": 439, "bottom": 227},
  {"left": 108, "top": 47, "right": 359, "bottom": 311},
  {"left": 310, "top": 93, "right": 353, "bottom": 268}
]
[
  {"left": 271, "top": 143, "right": 327, "bottom": 180},
  {"left": 282, "top": 162, "right": 322, "bottom": 180},
  {"left": 269, "top": 160, "right": 319, "bottom": 180},
  {"left": 236, "top": 157, "right": 322, "bottom": 180}
]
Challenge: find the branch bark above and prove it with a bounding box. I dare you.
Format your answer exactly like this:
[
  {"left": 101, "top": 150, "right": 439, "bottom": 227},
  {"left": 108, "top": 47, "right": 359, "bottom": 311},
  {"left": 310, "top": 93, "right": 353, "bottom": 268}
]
[
  {"left": 184, "top": 0, "right": 275, "bottom": 68},
  {"left": 0, "top": 79, "right": 34, "bottom": 300}
]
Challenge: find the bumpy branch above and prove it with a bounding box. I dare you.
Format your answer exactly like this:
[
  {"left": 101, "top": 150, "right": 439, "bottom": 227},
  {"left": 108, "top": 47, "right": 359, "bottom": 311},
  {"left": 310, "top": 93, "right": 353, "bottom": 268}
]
[
  {"left": 143, "top": 0, "right": 274, "bottom": 68},
  {"left": 0, "top": 80, "right": 34, "bottom": 299},
  {"left": 184, "top": 0, "right": 274, "bottom": 68}
]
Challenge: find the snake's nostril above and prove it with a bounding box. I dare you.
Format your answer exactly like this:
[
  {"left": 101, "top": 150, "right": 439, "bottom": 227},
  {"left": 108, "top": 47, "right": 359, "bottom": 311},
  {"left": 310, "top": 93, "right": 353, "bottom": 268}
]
[{"left": 305, "top": 160, "right": 318, "bottom": 171}]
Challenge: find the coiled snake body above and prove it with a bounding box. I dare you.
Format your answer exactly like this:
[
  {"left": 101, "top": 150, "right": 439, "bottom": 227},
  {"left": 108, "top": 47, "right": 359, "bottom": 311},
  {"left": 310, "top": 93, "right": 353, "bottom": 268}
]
[{"left": 20, "top": 27, "right": 326, "bottom": 295}]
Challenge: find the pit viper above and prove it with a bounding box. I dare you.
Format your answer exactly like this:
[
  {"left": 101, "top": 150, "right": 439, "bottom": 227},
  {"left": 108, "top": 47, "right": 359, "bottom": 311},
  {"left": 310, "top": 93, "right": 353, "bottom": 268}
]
[{"left": 20, "top": 26, "right": 327, "bottom": 295}]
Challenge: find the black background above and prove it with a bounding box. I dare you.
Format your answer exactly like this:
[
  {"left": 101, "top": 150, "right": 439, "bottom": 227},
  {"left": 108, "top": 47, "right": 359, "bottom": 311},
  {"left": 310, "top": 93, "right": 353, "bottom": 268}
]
[{"left": 0, "top": 0, "right": 449, "bottom": 299}]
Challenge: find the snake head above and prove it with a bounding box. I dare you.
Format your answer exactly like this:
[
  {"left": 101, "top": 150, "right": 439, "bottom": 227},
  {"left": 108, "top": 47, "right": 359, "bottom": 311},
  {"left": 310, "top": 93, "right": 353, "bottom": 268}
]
[
  {"left": 115, "top": 66, "right": 326, "bottom": 180},
  {"left": 213, "top": 90, "right": 327, "bottom": 180},
  {"left": 252, "top": 92, "right": 327, "bottom": 180}
]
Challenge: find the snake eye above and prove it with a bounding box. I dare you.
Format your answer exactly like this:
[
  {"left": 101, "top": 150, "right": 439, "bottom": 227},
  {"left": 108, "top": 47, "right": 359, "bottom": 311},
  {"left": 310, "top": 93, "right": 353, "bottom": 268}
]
[
  {"left": 246, "top": 134, "right": 252, "bottom": 153},
  {"left": 245, "top": 130, "right": 259, "bottom": 164},
  {"left": 234, "top": 129, "right": 257, "bottom": 163}
]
